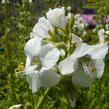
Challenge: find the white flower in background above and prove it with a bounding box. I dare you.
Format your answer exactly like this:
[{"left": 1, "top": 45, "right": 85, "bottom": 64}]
[
  {"left": 9, "top": 104, "right": 23, "bottom": 109},
  {"left": 98, "top": 29, "right": 105, "bottom": 43},
  {"left": 67, "top": 6, "right": 71, "bottom": 12},
  {"left": 60, "top": 49, "right": 65, "bottom": 56},
  {"left": 74, "top": 14, "right": 80, "bottom": 19},
  {"left": 105, "top": 30, "right": 109, "bottom": 35},
  {"left": 73, "top": 14, "right": 87, "bottom": 29},
  {"left": 83, "top": 31, "right": 87, "bottom": 36},
  {"left": 30, "top": 17, "right": 53, "bottom": 38},
  {"left": 59, "top": 41, "right": 108, "bottom": 87},
  {"left": 29, "top": 0, "right": 32, "bottom": 3},
  {"left": 105, "top": 24, "right": 109, "bottom": 30},
  {"left": 46, "top": 7, "right": 67, "bottom": 28},
  {"left": 24, "top": 37, "right": 60, "bottom": 93},
  {"left": 71, "top": 33, "right": 82, "bottom": 44},
  {"left": 98, "top": 29, "right": 109, "bottom": 44},
  {"left": 1, "top": 0, "right": 9, "bottom": 4},
  {"left": 67, "top": 12, "right": 73, "bottom": 20}
]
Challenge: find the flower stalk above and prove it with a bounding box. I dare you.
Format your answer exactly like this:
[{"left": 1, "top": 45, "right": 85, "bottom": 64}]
[{"left": 35, "top": 88, "right": 51, "bottom": 109}]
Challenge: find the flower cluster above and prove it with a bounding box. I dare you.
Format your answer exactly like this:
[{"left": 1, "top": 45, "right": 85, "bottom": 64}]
[{"left": 24, "top": 7, "right": 109, "bottom": 98}]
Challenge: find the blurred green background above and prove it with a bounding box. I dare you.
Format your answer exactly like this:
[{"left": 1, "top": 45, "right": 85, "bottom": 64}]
[{"left": 0, "top": 0, "right": 109, "bottom": 109}]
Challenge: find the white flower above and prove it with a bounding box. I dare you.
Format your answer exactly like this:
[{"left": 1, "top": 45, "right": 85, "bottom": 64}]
[
  {"left": 1, "top": 0, "right": 9, "bottom": 4},
  {"left": 73, "top": 14, "right": 87, "bottom": 29},
  {"left": 98, "top": 29, "right": 109, "bottom": 44},
  {"left": 105, "top": 24, "right": 109, "bottom": 30},
  {"left": 87, "top": 44, "right": 108, "bottom": 78},
  {"left": 30, "top": 17, "right": 53, "bottom": 38},
  {"left": 59, "top": 42, "right": 108, "bottom": 87},
  {"left": 59, "top": 43, "right": 93, "bottom": 75},
  {"left": 105, "top": 31, "right": 109, "bottom": 35},
  {"left": 9, "top": 104, "right": 23, "bottom": 109},
  {"left": 67, "top": 6, "right": 71, "bottom": 11},
  {"left": 67, "top": 13, "right": 73, "bottom": 20},
  {"left": 71, "top": 33, "right": 82, "bottom": 44},
  {"left": 98, "top": 29, "right": 105, "bottom": 43},
  {"left": 60, "top": 49, "right": 65, "bottom": 56},
  {"left": 72, "top": 43, "right": 108, "bottom": 82},
  {"left": 88, "top": 44, "right": 108, "bottom": 59},
  {"left": 24, "top": 37, "right": 60, "bottom": 93},
  {"left": 74, "top": 14, "right": 80, "bottom": 19},
  {"left": 59, "top": 56, "right": 77, "bottom": 75},
  {"left": 46, "top": 7, "right": 67, "bottom": 28},
  {"left": 72, "top": 64, "right": 94, "bottom": 88},
  {"left": 29, "top": 0, "right": 32, "bottom": 3}
]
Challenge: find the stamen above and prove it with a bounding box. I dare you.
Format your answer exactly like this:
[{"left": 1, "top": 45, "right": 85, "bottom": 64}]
[
  {"left": 83, "top": 61, "right": 96, "bottom": 78},
  {"left": 34, "top": 58, "right": 42, "bottom": 70}
]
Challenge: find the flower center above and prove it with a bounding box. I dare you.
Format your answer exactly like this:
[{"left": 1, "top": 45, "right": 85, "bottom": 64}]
[
  {"left": 34, "top": 58, "right": 42, "bottom": 70},
  {"left": 87, "top": 61, "right": 96, "bottom": 72},
  {"left": 82, "top": 57, "right": 97, "bottom": 77}
]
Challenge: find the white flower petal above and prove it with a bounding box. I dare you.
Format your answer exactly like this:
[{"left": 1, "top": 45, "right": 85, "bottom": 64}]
[
  {"left": 39, "top": 68, "right": 60, "bottom": 88},
  {"left": 71, "top": 33, "right": 82, "bottom": 43},
  {"left": 46, "top": 7, "right": 67, "bottom": 28},
  {"left": 38, "top": 44, "right": 60, "bottom": 69},
  {"left": 60, "top": 49, "right": 65, "bottom": 56},
  {"left": 30, "top": 24, "right": 46, "bottom": 38},
  {"left": 67, "top": 12, "right": 73, "bottom": 19},
  {"left": 30, "top": 17, "right": 53, "bottom": 38},
  {"left": 67, "top": 6, "right": 71, "bottom": 11},
  {"left": 88, "top": 44, "right": 108, "bottom": 59},
  {"left": 72, "top": 65, "right": 94, "bottom": 88},
  {"left": 38, "top": 17, "right": 53, "bottom": 31},
  {"left": 25, "top": 57, "right": 32, "bottom": 67},
  {"left": 58, "top": 56, "right": 77, "bottom": 75},
  {"left": 25, "top": 66, "right": 41, "bottom": 93},
  {"left": 24, "top": 37, "right": 41, "bottom": 58},
  {"left": 25, "top": 65, "right": 37, "bottom": 73},
  {"left": 72, "top": 43, "right": 94, "bottom": 58},
  {"left": 93, "top": 59, "right": 104, "bottom": 78},
  {"left": 98, "top": 29, "right": 105, "bottom": 43}
]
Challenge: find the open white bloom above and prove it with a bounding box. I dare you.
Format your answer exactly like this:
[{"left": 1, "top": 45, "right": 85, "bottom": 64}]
[
  {"left": 59, "top": 42, "right": 108, "bottom": 87},
  {"left": 30, "top": 17, "right": 53, "bottom": 38},
  {"left": 24, "top": 37, "right": 60, "bottom": 93},
  {"left": 59, "top": 43, "right": 93, "bottom": 75},
  {"left": 46, "top": 7, "right": 67, "bottom": 28},
  {"left": 72, "top": 43, "right": 108, "bottom": 87}
]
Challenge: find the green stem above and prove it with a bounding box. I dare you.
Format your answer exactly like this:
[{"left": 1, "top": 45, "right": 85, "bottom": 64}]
[{"left": 35, "top": 88, "right": 51, "bottom": 109}]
